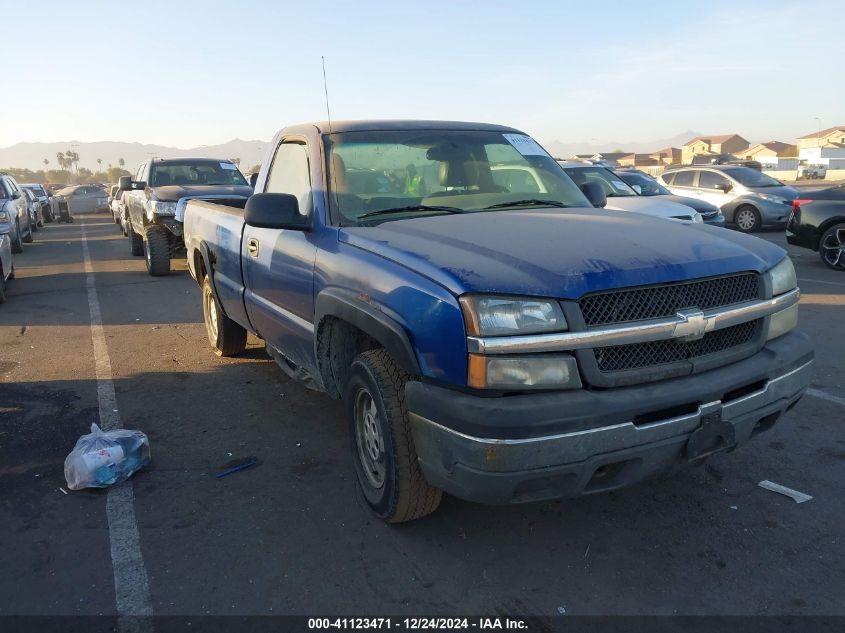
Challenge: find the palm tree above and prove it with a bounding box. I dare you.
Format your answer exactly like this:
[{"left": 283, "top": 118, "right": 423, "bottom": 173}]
[
  {"left": 43, "top": 158, "right": 49, "bottom": 169},
  {"left": 56, "top": 152, "right": 66, "bottom": 171},
  {"left": 118, "top": 158, "right": 125, "bottom": 168},
  {"left": 97, "top": 158, "right": 102, "bottom": 172}
]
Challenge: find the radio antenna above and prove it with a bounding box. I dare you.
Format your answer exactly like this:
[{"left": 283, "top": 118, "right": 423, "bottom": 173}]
[{"left": 322, "top": 56, "right": 333, "bottom": 135}]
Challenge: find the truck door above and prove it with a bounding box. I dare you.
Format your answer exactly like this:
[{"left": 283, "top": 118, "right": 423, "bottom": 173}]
[
  {"left": 243, "top": 140, "right": 318, "bottom": 374},
  {"left": 126, "top": 163, "right": 147, "bottom": 229}
]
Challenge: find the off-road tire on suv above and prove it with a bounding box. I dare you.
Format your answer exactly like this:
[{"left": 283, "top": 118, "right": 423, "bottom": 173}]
[
  {"left": 128, "top": 224, "right": 144, "bottom": 256},
  {"left": 734, "top": 205, "right": 761, "bottom": 233},
  {"left": 201, "top": 276, "right": 247, "bottom": 356},
  {"left": 144, "top": 225, "right": 171, "bottom": 276},
  {"left": 11, "top": 220, "right": 23, "bottom": 254},
  {"left": 345, "top": 349, "right": 442, "bottom": 523}
]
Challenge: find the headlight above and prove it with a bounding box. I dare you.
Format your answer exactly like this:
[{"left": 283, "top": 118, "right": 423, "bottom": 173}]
[
  {"left": 468, "top": 354, "right": 582, "bottom": 390},
  {"left": 0, "top": 211, "right": 8, "bottom": 222},
  {"left": 758, "top": 193, "right": 787, "bottom": 205},
  {"left": 146, "top": 200, "right": 177, "bottom": 217},
  {"left": 768, "top": 257, "right": 797, "bottom": 296},
  {"left": 460, "top": 295, "right": 567, "bottom": 336}
]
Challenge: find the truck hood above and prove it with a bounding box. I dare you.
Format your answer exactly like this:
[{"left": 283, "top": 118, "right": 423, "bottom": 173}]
[
  {"left": 340, "top": 208, "right": 785, "bottom": 298},
  {"left": 151, "top": 184, "right": 253, "bottom": 202},
  {"left": 604, "top": 196, "right": 698, "bottom": 219}
]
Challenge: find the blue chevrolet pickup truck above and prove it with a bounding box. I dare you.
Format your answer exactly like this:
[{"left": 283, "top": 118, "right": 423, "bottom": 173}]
[{"left": 184, "top": 120, "right": 813, "bottom": 523}]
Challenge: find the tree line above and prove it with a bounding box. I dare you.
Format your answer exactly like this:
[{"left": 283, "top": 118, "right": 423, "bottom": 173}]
[{"left": 2, "top": 152, "right": 131, "bottom": 185}]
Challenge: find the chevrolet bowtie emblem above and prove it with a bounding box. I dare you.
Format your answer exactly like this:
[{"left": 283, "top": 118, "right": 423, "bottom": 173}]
[{"left": 673, "top": 309, "right": 715, "bottom": 341}]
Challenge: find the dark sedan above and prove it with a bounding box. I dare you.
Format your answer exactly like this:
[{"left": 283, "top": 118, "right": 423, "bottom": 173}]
[
  {"left": 786, "top": 199, "right": 845, "bottom": 270},
  {"left": 793, "top": 182, "right": 845, "bottom": 204},
  {"left": 615, "top": 170, "right": 726, "bottom": 226}
]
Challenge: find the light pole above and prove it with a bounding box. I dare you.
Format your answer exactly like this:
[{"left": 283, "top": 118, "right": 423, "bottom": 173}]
[{"left": 814, "top": 117, "right": 821, "bottom": 148}]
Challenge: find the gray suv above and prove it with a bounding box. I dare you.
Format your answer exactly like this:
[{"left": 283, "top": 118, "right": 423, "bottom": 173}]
[{"left": 659, "top": 165, "right": 798, "bottom": 232}]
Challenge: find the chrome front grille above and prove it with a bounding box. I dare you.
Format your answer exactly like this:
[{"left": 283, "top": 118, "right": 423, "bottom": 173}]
[
  {"left": 594, "top": 320, "right": 759, "bottom": 372},
  {"left": 579, "top": 272, "right": 761, "bottom": 326}
]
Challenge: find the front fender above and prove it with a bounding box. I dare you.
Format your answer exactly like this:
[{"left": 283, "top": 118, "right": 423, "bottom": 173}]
[{"left": 314, "top": 287, "right": 421, "bottom": 375}]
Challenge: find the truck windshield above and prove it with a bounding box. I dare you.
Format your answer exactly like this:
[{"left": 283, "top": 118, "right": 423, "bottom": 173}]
[
  {"left": 326, "top": 130, "right": 590, "bottom": 224},
  {"left": 149, "top": 162, "right": 248, "bottom": 187}
]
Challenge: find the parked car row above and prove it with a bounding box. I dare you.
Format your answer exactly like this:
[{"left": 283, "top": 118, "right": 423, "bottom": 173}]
[{"left": 0, "top": 172, "right": 43, "bottom": 302}]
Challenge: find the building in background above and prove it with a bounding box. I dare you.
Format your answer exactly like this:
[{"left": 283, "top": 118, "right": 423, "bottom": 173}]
[
  {"left": 742, "top": 141, "right": 798, "bottom": 171},
  {"left": 649, "top": 147, "right": 681, "bottom": 165},
  {"left": 681, "top": 134, "right": 749, "bottom": 164},
  {"left": 795, "top": 125, "right": 845, "bottom": 150}
]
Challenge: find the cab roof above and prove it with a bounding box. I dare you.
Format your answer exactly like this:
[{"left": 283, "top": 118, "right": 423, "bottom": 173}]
[{"left": 287, "top": 120, "right": 524, "bottom": 135}]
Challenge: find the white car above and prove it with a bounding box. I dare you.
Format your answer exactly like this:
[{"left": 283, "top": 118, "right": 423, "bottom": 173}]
[{"left": 555, "top": 162, "right": 702, "bottom": 223}]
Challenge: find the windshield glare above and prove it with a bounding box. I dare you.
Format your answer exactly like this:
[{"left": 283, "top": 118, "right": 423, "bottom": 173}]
[
  {"left": 617, "top": 172, "right": 670, "bottom": 196},
  {"left": 723, "top": 167, "right": 781, "bottom": 188},
  {"left": 561, "top": 165, "right": 637, "bottom": 197},
  {"left": 149, "top": 162, "right": 247, "bottom": 187},
  {"left": 326, "top": 130, "right": 590, "bottom": 224}
]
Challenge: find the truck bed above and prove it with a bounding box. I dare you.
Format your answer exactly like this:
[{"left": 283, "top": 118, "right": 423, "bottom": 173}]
[{"left": 183, "top": 199, "right": 250, "bottom": 328}]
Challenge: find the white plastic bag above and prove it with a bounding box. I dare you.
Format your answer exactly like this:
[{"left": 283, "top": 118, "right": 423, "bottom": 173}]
[{"left": 64, "top": 423, "right": 150, "bottom": 490}]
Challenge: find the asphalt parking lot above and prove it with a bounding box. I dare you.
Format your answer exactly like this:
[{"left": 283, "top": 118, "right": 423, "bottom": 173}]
[{"left": 1, "top": 214, "right": 843, "bottom": 620}]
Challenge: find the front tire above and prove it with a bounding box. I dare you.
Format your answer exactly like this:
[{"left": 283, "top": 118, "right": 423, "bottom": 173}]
[
  {"left": 202, "top": 276, "right": 247, "bottom": 356},
  {"left": 345, "top": 349, "right": 442, "bottom": 523},
  {"left": 819, "top": 223, "right": 845, "bottom": 271},
  {"left": 0, "top": 266, "right": 7, "bottom": 304},
  {"left": 128, "top": 223, "right": 144, "bottom": 256},
  {"left": 143, "top": 225, "right": 171, "bottom": 276},
  {"left": 22, "top": 214, "right": 34, "bottom": 243},
  {"left": 734, "top": 205, "right": 760, "bottom": 233}
]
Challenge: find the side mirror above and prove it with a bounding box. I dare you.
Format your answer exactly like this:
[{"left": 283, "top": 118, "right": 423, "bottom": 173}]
[
  {"left": 11, "top": 191, "right": 21, "bottom": 200},
  {"left": 581, "top": 182, "right": 607, "bottom": 208},
  {"left": 118, "top": 176, "right": 132, "bottom": 191},
  {"left": 631, "top": 184, "right": 643, "bottom": 195},
  {"left": 244, "top": 193, "right": 309, "bottom": 230},
  {"left": 717, "top": 182, "right": 732, "bottom": 193}
]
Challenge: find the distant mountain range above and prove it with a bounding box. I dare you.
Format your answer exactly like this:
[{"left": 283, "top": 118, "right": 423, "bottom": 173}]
[
  {"left": 0, "top": 131, "right": 707, "bottom": 172},
  {"left": 543, "top": 130, "right": 703, "bottom": 159},
  {"left": 0, "top": 139, "right": 268, "bottom": 172}
]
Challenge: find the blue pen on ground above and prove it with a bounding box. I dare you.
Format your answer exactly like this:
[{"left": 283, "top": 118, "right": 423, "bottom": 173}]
[{"left": 215, "top": 457, "right": 258, "bottom": 479}]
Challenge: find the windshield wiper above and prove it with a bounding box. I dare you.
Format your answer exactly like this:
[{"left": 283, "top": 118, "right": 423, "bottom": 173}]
[
  {"left": 483, "top": 199, "right": 569, "bottom": 210},
  {"left": 358, "top": 205, "right": 465, "bottom": 220}
]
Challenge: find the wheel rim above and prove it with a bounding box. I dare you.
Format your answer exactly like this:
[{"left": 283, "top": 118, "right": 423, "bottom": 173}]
[
  {"left": 821, "top": 228, "right": 845, "bottom": 269},
  {"left": 203, "top": 286, "right": 219, "bottom": 342},
  {"left": 354, "top": 389, "right": 386, "bottom": 489},
  {"left": 737, "top": 208, "right": 755, "bottom": 230}
]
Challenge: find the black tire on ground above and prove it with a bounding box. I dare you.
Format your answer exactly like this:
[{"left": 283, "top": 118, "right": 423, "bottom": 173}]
[
  {"left": 11, "top": 221, "right": 23, "bottom": 254},
  {"left": 819, "top": 222, "right": 845, "bottom": 271},
  {"left": 143, "top": 225, "right": 171, "bottom": 276},
  {"left": 22, "top": 215, "right": 33, "bottom": 243},
  {"left": 733, "top": 205, "right": 760, "bottom": 233},
  {"left": 0, "top": 266, "right": 6, "bottom": 304},
  {"left": 201, "top": 276, "right": 247, "bottom": 356},
  {"left": 31, "top": 217, "right": 39, "bottom": 232},
  {"left": 345, "top": 349, "right": 442, "bottom": 523},
  {"left": 128, "top": 224, "right": 144, "bottom": 256}
]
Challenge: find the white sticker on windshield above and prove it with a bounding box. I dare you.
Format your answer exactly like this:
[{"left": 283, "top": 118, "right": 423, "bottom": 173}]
[
  {"left": 611, "top": 180, "right": 629, "bottom": 190},
  {"left": 502, "top": 134, "right": 549, "bottom": 156},
  {"left": 220, "top": 162, "right": 237, "bottom": 170}
]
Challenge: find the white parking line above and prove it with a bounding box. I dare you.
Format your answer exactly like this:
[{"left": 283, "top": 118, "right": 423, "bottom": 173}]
[
  {"left": 806, "top": 388, "right": 845, "bottom": 407},
  {"left": 798, "top": 277, "right": 845, "bottom": 288},
  {"left": 81, "top": 221, "right": 154, "bottom": 626}
]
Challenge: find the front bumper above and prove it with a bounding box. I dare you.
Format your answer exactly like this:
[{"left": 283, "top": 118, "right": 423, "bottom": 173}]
[
  {"left": 406, "top": 331, "right": 813, "bottom": 504},
  {"left": 752, "top": 199, "right": 792, "bottom": 227},
  {"left": 703, "top": 213, "right": 726, "bottom": 227}
]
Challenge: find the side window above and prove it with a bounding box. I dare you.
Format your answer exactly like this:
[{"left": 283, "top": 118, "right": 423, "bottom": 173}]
[
  {"left": 0, "top": 178, "right": 9, "bottom": 197},
  {"left": 673, "top": 170, "right": 695, "bottom": 187},
  {"left": 698, "top": 171, "right": 730, "bottom": 190},
  {"left": 135, "top": 164, "right": 146, "bottom": 182},
  {"left": 265, "top": 142, "right": 311, "bottom": 215},
  {"left": 661, "top": 172, "right": 675, "bottom": 185}
]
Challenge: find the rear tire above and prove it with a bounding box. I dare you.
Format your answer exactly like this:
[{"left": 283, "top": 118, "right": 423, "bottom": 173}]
[
  {"left": 345, "top": 349, "right": 442, "bottom": 523},
  {"left": 202, "top": 276, "right": 247, "bottom": 356},
  {"left": 0, "top": 266, "right": 7, "bottom": 304},
  {"left": 128, "top": 224, "right": 144, "bottom": 256},
  {"left": 11, "top": 221, "right": 23, "bottom": 254},
  {"left": 819, "top": 223, "right": 845, "bottom": 271},
  {"left": 734, "top": 205, "right": 760, "bottom": 233},
  {"left": 143, "top": 225, "right": 171, "bottom": 276},
  {"left": 22, "top": 215, "right": 33, "bottom": 243}
]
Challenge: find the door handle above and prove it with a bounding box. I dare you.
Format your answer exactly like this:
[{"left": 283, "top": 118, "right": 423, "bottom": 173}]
[{"left": 247, "top": 237, "right": 259, "bottom": 257}]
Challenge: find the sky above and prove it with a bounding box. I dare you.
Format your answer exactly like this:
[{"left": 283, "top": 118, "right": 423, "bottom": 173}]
[{"left": 3, "top": 0, "right": 844, "bottom": 149}]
